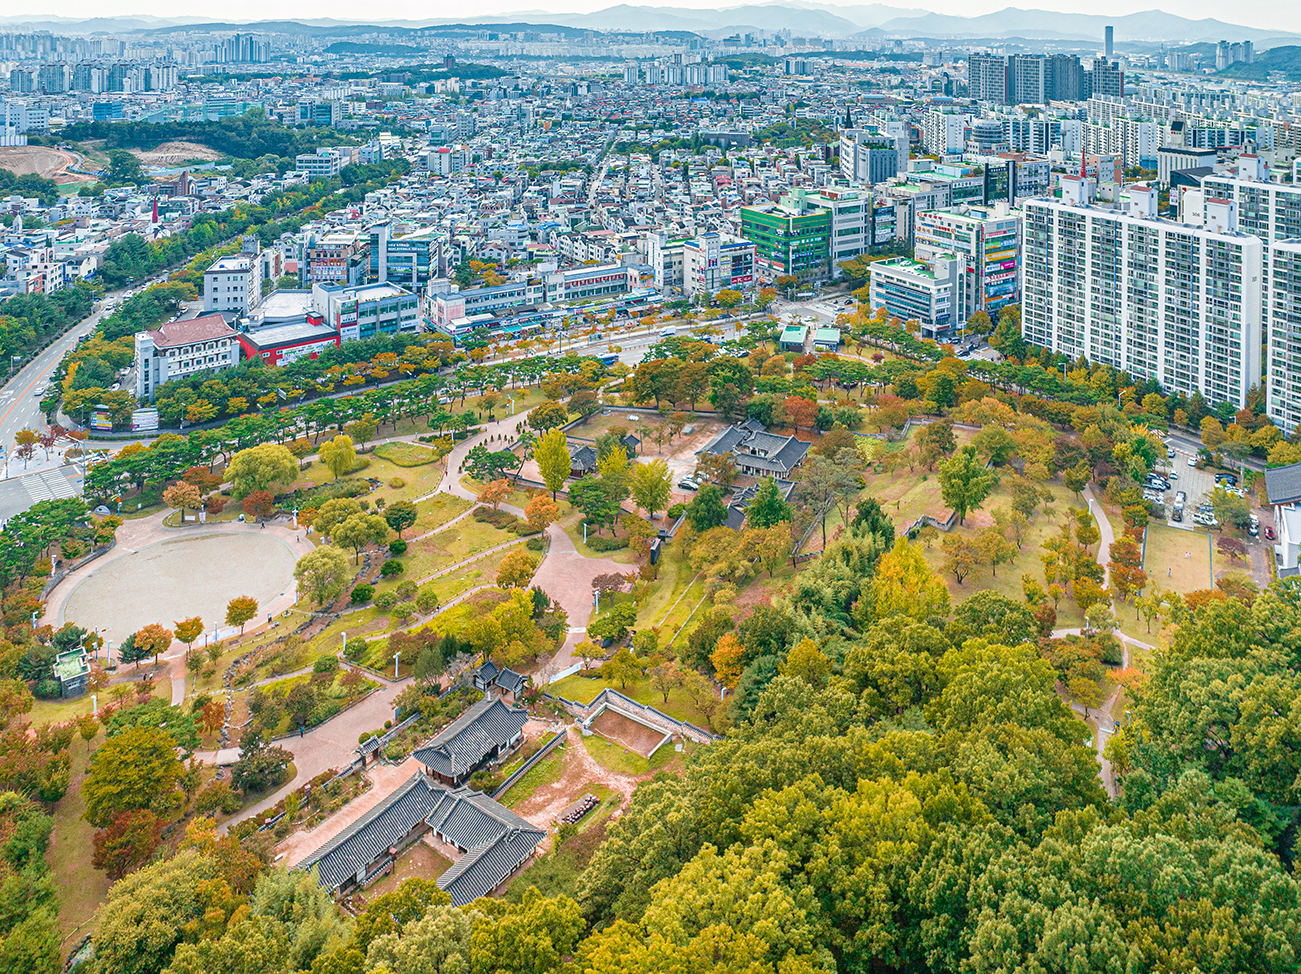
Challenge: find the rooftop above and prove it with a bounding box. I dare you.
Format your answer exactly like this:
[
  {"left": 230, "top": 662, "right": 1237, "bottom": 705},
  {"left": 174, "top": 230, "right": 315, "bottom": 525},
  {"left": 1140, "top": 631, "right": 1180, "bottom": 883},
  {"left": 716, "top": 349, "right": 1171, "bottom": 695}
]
[{"left": 145, "top": 313, "right": 238, "bottom": 349}]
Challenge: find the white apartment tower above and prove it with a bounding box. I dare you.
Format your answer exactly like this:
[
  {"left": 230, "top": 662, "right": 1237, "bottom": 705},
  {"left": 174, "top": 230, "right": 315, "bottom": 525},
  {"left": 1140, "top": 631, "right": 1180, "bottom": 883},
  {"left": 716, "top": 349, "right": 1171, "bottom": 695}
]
[{"left": 1022, "top": 179, "right": 1262, "bottom": 409}]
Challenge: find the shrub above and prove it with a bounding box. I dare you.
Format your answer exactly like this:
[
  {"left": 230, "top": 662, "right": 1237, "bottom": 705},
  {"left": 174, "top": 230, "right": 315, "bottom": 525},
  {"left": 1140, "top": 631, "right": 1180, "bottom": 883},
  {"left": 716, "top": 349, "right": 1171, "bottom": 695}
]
[
  {"left": 350, "top": 583, "right": 374, "bottom": 604},
  {"left": 33, "top": 679, "right": 60, "bottom": 700},
  {"left": 526, "top": 536, "right": 545, "bottom": 552},
  {"left": 668, "top": 502, "right": 686, "bottom": 519},
  {"left": 375, "top": 591, "right": 399, "bottom": 610},
  {"left": 388, "top": 539, "right": 408, "bottom": 556},
  {"left": 345, "top": 638, "right": 367, "bottom": 661},
  {"left": 313, "top": 655, "right": 340, "bottom": 674},
  {"left": 388, "top": 477, "right": 406, "bottom": 489},
  {"left": 396, "top": 580, "right": 418, "bottom": 601},
  {"left": 380, "top": 559, "right": 405, "bottom": 577},
  {"left": 193, "top": 780, "right": 243, "bottom": 815},
  {"left": 358, "top": 731, "right": 373, "bottom": 744},
  {"left": 587, "top": 536, "right": 628, "bottom": 552}
]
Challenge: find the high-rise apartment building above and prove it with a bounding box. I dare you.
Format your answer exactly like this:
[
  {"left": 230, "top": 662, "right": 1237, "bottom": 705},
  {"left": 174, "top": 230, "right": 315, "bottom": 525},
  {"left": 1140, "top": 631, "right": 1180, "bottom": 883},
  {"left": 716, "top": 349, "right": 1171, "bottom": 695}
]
[
  {"left": 1023, "top": 180, "right": 1262, "bottom": 409},
  {"left": 1265, "top": 241, "right": 1301, "bottom": 431},
  {"left": 920, "top": 110, "right": 966, "bottom": 155},
  {"left": 968, "top": 54, "right": 1009, "bottom": 103},
  {"left": 838, "top": 129, "right": 900, "bottom": 184},
  {"left": 1089, "top": 57, "right": 1125, "bottom": 98}
]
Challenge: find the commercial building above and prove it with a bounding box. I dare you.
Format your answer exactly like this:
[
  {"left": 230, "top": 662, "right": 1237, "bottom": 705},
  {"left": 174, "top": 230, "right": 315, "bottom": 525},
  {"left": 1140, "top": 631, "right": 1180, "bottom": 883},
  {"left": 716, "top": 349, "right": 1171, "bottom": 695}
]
[
  {"left": 306, "top": 230, "right": 366, "bottom": 286},
  {"left": 914, "top": 204, "right": 1020, "bottom": 319},
  {"left": 235, "top": 318, "right": 340, "bottom": 366},
  {"left": 295, "top": 148, "right": 344, "bottom": 178},
  {"left": 311, "top": 281, "right": 420, "bottom": 341},
  {"left": 297, "top": 99, "right": 342, "bottom": 127},
  {"left": 368, "top": 223, "right": 441, "bottom": 289},
  {"left": 868, "top": 254, "right": 963, "bottom": 339},
  {"left": 1022, "top": 180, "right": 1261, "bottom": 410},
  {"left": 682, "top": 233, "right": 756, "bottom": 297},
  {"left": 1157, "top": 146, "right": 1217, "bottom": 189},
  {"left": 739, "top": 196, "right": 832, "bottom": 279},
  {"left": 839, "top": 129, "right": 901, "bottom": 184},
  {"left": 135, "top": 314, "right": 240, "bottom": 401},
  {"left": 203, "top": 253, "right": 262, "bottom": 314}
]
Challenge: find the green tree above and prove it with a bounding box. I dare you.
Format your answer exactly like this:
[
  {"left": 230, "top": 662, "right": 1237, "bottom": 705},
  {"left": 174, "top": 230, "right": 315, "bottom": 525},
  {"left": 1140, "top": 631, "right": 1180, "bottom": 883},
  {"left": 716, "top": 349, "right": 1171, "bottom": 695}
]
[
  {"left": 226, "top": 442, "right": 298, "bottom": 499},
  {"left": 527, "top": 400, "right": 569, "bottom": 432},
  {"left": 82, "top": 726, "right": 183, "bottom": 828},
  {"left": 293, "top": 546, "right": 351, "bottom": 608},
  {"left": 318, "top": 434, "right": 356, "bottom": 480},
  {"left": 1064, "top": 460, "right": 1091, "bottom": 499},
  {"left": 686, "top": 484, "right": 728, "bottom": 531},
  {"left": 383, "top": 500, "right": 418, "bottom": 539},
  {"left": 534, "top": 428, "right": 571, "bottom": 499},
  {"left": 333, "top": 513, "right": 389, "bottom": 563},
  {"left": 938, "top": 446, "right": 996, "bottom": 525},
  {"left": 746, "top": 476, "right": 792, "bottom": 528},
  {"left": 629, "top": 458, "right": 672, "bottom": 519}
]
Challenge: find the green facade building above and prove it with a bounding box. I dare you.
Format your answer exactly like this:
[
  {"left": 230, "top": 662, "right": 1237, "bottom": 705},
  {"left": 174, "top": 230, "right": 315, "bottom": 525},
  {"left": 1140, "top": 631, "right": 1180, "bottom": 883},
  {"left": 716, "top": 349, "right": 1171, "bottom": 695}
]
[{"left": 740, "top": 202, "right": 832, "bottom": 279}]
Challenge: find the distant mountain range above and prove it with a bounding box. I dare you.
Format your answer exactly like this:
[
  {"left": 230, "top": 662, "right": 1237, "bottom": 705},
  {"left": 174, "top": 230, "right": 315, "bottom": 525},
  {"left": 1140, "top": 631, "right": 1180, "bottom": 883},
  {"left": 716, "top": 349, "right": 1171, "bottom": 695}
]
[{"left": 1, "top": 6, "right": 1297, "bottom": 46}]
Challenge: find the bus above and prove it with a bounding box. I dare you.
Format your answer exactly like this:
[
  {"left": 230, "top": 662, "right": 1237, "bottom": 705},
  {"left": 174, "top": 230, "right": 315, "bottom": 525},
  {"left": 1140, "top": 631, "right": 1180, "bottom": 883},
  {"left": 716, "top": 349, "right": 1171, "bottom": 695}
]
[{"left": 597, "top": 353, "right": 620, "bottom": 366}]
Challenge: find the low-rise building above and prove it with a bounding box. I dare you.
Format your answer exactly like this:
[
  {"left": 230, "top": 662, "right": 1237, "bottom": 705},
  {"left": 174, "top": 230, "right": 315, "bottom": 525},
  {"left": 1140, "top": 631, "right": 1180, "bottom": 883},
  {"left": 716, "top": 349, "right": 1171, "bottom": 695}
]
[
  {"left": 868, "top": 254, "right": 962, "bottom": 340},
  {"left": 682, "top": 233, "right": 755, "bottom": 297},
  {"left": 135, "top": 313, "right": 240, "bottom": 401}
]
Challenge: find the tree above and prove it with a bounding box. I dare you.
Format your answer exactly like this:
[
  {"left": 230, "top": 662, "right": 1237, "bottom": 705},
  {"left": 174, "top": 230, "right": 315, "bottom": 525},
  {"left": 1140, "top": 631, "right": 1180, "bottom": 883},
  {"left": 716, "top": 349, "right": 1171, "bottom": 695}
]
[
  {"left": 575, "top": 640, "right": 605, "bottom": 671},
  {"left": 648, "top": 661, "right": 682, "bottom": 703},
  {"left": 710, "top": 633, "right": 746, "bottom": 688},
  {"left": 979, "top": 528, "right": 1017, "bottom": 576},
  {"left": 82, "top": 726, "right": 183, "bottom": 828},
  {"left": 535, "top": 428, "right": 571, "bottom": 499},
  {"left": 941, "top": 534, "right": 982, "bottom": 584},
  {"left": 384, "top": 501, "right": 418, "bottom": 539},
  {"left": 241, "top": 490, "right": 274, "bottom": 522},
  {"left": 870, "top": 537, "right": 951, "bottom": 621},
  {"left": 528, "top": 400, "right": 569, "bottom": 432},
  {"left": 783, "top": 395, "right": 818, "bottom": 433},
  {"left": 162, "top": 481, "right": 201, "bottom": 520},
  {"left": 915, "top": 420, "right": 956, "bottom": 470},
  {"left": 570, "top": 476, "right": 620, "bottom": 535},
  {"left": 973, "top": 424, "right": 1016, "bottom": 466},
  {"left": 318, "top": 434, "right": 356, "bottom": 480},
  {"left": 135, "top": 622, "right": 173, "bottom": 664},
  {"left": 478, "top": 478, "right": 511, "bottom": 511},
  {"left": 199, "top": 700, "right": 224, "bottom": 736},
  {"left": 629, "top": 458, "right": 672, "bottom": 519},
  {"left": 1074, "top": 509, "right": 1101, "bottom": 554},
  {"left": 740, "top": 523, "right": 793, "bottom": 577},
  {"left": 226, "top": 442, "right": 298, "bottom": 499},
  {"left": 1216, "top": 535, "right": 1248, "bottom": 564},
  {"left": 231, "top": 733, "right": 292, "bottom": 793},
  {"left": 938, "top": 446, "right": 995, "bottom": 525},
  {"left": 91, "top": 809, "right": 163, "bottom": 881},
  {"left": 294, "top": 546, "right": 351, "bottom": 608},
  {"left": 1064, "top": 460, "right": 1091, "bottom": 499},
  {"left": 524, "top": 494, "right": 560, "bottom": 531},
  {"left": 601, "top": 648, "right": 640, "bottom": 689},
  {"left": 497, "top": 548, "right": 537, "bottom": 588},
  {"left": 345, "top": 413, "right": 378, "bottom": 447},
  {"left": 686, "top": 484, "right": 729, "bottom": 531},
  {"left": 334, "top": 513, "right": 389, "bottom": 563},
  {"left": 571, "top": 389, "right": 601, "bottom": 423},
  {"left": 747, "top": 476, "right": 792, "bottom": 528},
  {"left": 173, "top": 616, "right": 203, "bottom": 657},
  {"left": 782, "top": 637, "right": 832, "bottom": 687},
  {"left": 225, "top": 595, "right": 258, "bottom": 635}
]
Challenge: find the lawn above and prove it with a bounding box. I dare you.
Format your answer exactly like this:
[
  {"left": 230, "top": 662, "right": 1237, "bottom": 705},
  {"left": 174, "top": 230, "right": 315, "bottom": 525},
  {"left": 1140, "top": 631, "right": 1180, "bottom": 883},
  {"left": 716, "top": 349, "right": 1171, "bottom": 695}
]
[
  {"left": 579, "top": 730, "right": 679, "bottom": 775},
  {"left": 363, "top": 842, "right": 452, "bottom": 899},
  {"left": 636, "top": 543, "right": 693, "bottom": 630},
  {"left": 1143, "top": 523, "right": 1214, "bottom": 594},
  {"left": 51, "top": 738, "right": 112, "bottom": 944},
  {"left": 410, "top": 493, "right": 473, "bottom": 536},
  {"left": 372, "top": 442, "right": 442, "bottom": 467},
  {"left": 28, "top": 675, "right": 172, "bottom": 727},
  {"left": 917, "top": 477, "right": 1090, "bottom": 630},
  {"left": 301, "top": 451, "right": 445, "bottom": 506},
  {"left": 500, "top": 746, "right": 568, "bottom": 810},
  {"left": 460, "top": 477, "right": 537, "bottom": 512},
  {"left": 557, "top": 507, "right": 638, "bottom": 565},
  {"left": 549, "top": 670, "right": 712, "bottom": 728},
  {"left": 419, "top": 543, "right": 528, "bottom": 607},
  {"left": 570, "top": 410, "right": 665, "bottom": 441},
  {"left": 375, "top": 518, "right": 516, "bottom": 593}
]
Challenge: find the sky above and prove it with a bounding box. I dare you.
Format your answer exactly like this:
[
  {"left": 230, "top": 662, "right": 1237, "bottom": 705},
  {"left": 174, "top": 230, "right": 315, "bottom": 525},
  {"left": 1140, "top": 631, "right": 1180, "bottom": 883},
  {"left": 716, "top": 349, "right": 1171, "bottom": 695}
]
[{"left": 0, "top": 0, "right": 1289, "bottom": 34}]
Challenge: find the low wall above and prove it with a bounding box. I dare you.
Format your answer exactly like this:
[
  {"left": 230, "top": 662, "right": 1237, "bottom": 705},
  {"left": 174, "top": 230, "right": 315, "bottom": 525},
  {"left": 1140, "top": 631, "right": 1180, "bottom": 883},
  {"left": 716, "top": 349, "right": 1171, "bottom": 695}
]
[{"left": 492, "top": 728, "right": 567, "bottom": 799}]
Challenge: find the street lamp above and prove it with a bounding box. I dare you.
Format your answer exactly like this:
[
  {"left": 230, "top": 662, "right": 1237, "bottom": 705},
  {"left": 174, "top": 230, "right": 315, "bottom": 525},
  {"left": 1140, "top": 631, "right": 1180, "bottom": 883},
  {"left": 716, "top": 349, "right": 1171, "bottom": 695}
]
[
  {"left": 393, "top": 649, "right": 401, "bottom": 680},
  {"left": 8, "top": 355, "right": 19, "bottom": 382}
]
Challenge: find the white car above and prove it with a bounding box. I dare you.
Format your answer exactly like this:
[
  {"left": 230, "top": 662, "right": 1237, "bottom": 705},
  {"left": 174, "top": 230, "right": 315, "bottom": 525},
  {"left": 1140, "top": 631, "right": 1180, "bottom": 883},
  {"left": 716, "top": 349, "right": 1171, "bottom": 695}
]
[{"left": 1188, "top": 456, "right": 1198, "bottom": 466}]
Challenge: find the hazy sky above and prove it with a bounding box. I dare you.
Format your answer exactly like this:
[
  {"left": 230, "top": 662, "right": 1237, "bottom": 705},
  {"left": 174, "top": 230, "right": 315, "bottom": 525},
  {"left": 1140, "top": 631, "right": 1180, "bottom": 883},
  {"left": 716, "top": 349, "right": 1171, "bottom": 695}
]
[{"left": 1, "top": 0, "right": 1289, "bottom": 33}]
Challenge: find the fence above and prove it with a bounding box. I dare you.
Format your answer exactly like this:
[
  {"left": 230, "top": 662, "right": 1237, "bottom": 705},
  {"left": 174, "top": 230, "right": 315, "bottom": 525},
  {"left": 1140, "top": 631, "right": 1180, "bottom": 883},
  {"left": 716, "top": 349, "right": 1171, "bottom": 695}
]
[
  {"left": 491, "top": 728, "right": 567, "bottom": 799},
  {"left": 547, "top": 662, "right": 583, "bottom": 684},
  {"left": 557, "top": 686, "right": 717, "bottom": 744}
]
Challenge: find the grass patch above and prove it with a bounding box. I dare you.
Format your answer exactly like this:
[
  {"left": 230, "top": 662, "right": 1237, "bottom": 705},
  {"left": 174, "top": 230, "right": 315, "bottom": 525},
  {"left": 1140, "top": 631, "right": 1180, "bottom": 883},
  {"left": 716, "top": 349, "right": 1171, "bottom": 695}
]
[
  {"left": 500, "top": 746, "right": 568, "bottom": 809},
  {"left": 420, "top": 544, "right": 526, "bottom": 611},
  {"left": 376, "top": 518, "right": 515, "bottom": 591},
  {"left": 579, "top": 731, "right": 677, "bottom": 775},
  {"left": 549, "top": 670, "right": 711, "bottom": 727},
  {"left": 505, "top": 794, "right": 616, "bottom": 901},
  {"left": 411, "top": 493, "right": 472, "bottom": 535},
  {"left": 51, "top": 739, "right": 112, "bottom": 944},
  {"left": 28, "top": 676, "right": 171, "bottom": 727},
  {"left": 373, "top": 442, "right": 441, "bottom": 467},
  {"left": 1143, "top": 523, "right": 1214, "bottom": 594}
]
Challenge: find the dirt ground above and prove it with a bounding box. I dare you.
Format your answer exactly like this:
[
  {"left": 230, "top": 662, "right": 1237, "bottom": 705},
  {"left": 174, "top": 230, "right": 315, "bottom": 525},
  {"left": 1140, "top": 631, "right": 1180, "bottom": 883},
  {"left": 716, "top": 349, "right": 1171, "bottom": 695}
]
[
  {"left": 589, "top": 708, "right": 667, "bottom": 758},
  {"left": 512, "top": 725, "right": 644, "bottom": 828},
  {"left": 130, "top": 141, "right": 221, "bottom": 166},
  {"left": 0, "top": 145, "right": 82, "bottom": 183}
]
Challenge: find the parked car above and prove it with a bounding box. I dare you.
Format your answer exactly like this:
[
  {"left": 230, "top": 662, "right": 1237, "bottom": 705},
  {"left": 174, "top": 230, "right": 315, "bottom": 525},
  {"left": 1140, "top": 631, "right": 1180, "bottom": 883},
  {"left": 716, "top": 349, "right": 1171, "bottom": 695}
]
[
  {"left": 1266, "top": 525, "right": 1277, "bottom": 541},
  {"left": 1175, "top": 491, "right": 1187, "bottom": 504},
  {"left": 1188, "top": 456, "right": 1198, "bottom": 466},
  {"left": 1171, "top": 506, "right": 1183, "bottom": 522},
  {"left": 677, "top": 478, "right": 699, "bottom": 491}
]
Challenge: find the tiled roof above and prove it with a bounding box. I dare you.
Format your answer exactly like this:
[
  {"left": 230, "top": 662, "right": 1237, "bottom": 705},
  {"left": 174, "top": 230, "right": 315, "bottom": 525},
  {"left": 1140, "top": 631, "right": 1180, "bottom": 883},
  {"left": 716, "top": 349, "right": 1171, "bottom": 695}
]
[
  {"left": 413, "top": 696, "right": 528, "bottom": 780},
  {"left": 1266, "top": 462, "right": 1301, "bottom": 506},
  {"left": 146, "top": 312, "right": 237, "bottom": 349},
  {"left": 438, "top": 826, "right": 546, "bottom": 906},
  {"left": 496, "top": 668, "right": 526, "bottom": 694}
]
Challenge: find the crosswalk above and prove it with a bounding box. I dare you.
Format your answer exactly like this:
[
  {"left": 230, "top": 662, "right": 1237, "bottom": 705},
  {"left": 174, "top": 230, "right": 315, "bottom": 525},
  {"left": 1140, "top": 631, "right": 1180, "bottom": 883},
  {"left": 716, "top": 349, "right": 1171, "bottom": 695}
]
[{"left": 22, "top": 470, "right": 80, "bottom": 503}]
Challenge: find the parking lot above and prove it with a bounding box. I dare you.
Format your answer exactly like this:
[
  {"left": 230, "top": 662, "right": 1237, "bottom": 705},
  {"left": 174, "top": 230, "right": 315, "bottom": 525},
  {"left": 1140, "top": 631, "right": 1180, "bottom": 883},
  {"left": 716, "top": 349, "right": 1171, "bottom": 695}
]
[{"left": 1155, "top": 447, "right": 1218, "bottom": 529}]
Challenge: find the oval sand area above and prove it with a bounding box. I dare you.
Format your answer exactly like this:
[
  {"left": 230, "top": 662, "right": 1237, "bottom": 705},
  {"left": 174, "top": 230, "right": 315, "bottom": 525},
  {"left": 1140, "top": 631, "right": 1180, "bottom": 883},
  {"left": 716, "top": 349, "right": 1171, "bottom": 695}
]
[{"left": 62, "top": 532, "right": 298, "bottom": 640}]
